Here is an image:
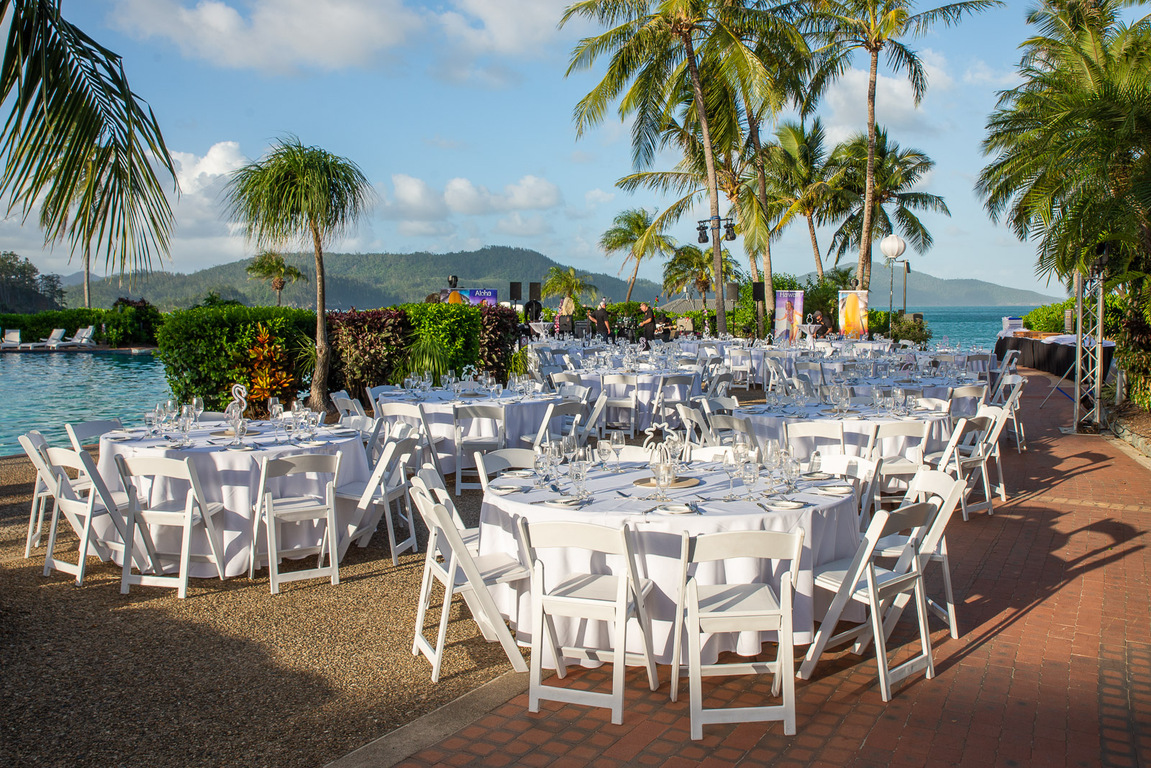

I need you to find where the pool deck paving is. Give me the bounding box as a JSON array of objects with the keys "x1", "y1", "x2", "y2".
[{"x1": 333, "y1": 368, "x2": 1151, "y2": 768}]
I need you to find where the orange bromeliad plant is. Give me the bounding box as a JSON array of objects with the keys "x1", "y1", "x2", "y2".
[{"x1": 244, "y1": 323, "x2": 296, "y2": 417}]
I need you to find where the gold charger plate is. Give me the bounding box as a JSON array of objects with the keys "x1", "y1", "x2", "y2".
[{"x1": 632, "y1": 476, "x2": 701, "y2": 489}]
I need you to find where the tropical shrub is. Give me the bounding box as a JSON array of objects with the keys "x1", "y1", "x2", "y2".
[
  {"x1": 241, "y1": 321, "x2": 298, "y2": 416},
  {"x1": 478, "y1": 304, "x2": 520, "y2": 383},
  {"x1": 103, "y1": 298, "x2": 164, "y2": 346},
  {"x1": 1115, "y1": 289, "x2": 1151, "y2": 411},
  {"x1": 156, "y1": 306, "x2": 313, "y2": 410},
  {"x1": 0, "y1": 307, "x2": 107, "y2": 343},
  {"x1": 328, "y1": 308, "x2": 411, "y2": 403},
  {"x1": 402, "y1": 303, "x2": 481, "y2": 376},
  {"x1": 1023, "y1": 295, "x2": 1124, "y2": 337}
]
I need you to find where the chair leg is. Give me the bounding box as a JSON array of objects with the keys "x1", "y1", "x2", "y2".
[
  {"x1": 383, "y1": 498, "x2": 401, "y2": 567},
  {"x1": 780, "y1": 603, "x2": 796, "y2": 736},
  {"x1": 412, "y1": 550, "x2": 437, "y2": 658},
  {"x1": 266, "y1": 515, "x2": 281, "y2": 595},
  {"x1": 914, "y1": 578, "x2": 936, "y2": 680},
  {"x1": 610, "y1": 599, "x2": 627, "y2": 725},
  {"x1": 938, "y1": 540, "x2": 960, "y2": 639},
  {"x1": 120, "y1": 509, "x2": 137, "y2": 595},
  {"x1": 177, "y1": 517, "x2": 194, "y2": 599},
  {"x1": 326, "y1": 507, "x2": 340, "y2": 586},
  {"x1": 869, "y1": 592, "x2": 893, "y2": 702},
  {"x1": 74, "y1": 512, "x2": 95, "y2": 587},
  {"x1": 429, "y1": 566, "x2": 455, "y2": 683},
  {"x1": 43, "y1": 503, "x2": 63, "y2": 578},
  {"x1": 24, "y1": 493, "x2": 47, "y2": 558},
  {"x1": 687, "y1": 599, "x2": 704, "y2": 740}
]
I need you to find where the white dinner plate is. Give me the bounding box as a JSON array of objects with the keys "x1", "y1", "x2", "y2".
[
  {"x1": 106, "y1": 434, "x2": 133, "y2": 442},
  {"x1": 227, "y1": 444, "x2": 256, "y2": 452},
  {"x1": 543, "y1": 497, "x2": 583, "y2": 508},
  {"x1": 765, "y1": 500, "x2": 804, "y2": 511},
  {"x1": 803, "y1": 472, "x2": 832, "y2": 481},
  {"x1": 489, "y1": 483, "x2": 524, "y2": 495},
  {"x1": 815, "y1": 484, "x2": 854, "y2": 495},
  {"x1": 654, "y1": 504, "x2": 693, "y2": 515},
  {"x1": 298, "y1": 440, "x2": 327, "y2": 447},
  {"x1": 500, "y1": 469, "x2": 533, "y2": 478}
]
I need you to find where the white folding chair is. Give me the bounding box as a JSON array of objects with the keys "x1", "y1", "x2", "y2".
[
  {"x1": 798, "y1": 500, "x2": 939, "y2": 701},
  {"x1": 579, "y1": 392, "x2": 608, "y2": 443},
  {"x1": 516, "y1": 519, "x2": 659, "y2": 725},
  {"x1": 706, "y1": 413, "x2": 761, "y2": 456},
  {"x1": 551, "y1": 371, "x2": 583, "y2": 391},
  {"x1": 19, "y1": 431, "x2": 58, "y2": 557},
  {"x1": 925, "y1": 410, "x2": 1006, "y2": 520},
  {"x1": 32, "y1": 443, "x2": 156, "y2": 585},
  {"x1": 654, "y1": 374, "x2": 696, "y2": 427},
  {"x1": 705, "y1": 371, "x2": 733, "y2": 399},
  {"x1": 676, "y1": 404, "x2": 717, "y2": 447},
  {"x1": 874, "y1": 470, "x2": 966, "y2": 640},
  {"x1": 332, "y1": 392, "x2": 366, "y2": 418},
  {"x1": 671, "y1": 529, "x2": 804, "y2": 739},
  {"x1": 335, "y1": 436, "x2": 420, "y2": 565},
  {"x1": 688, "y1": 444, "x2": 736, "y2": 462},
  {"x1": 408, "y1": 484, "x2": 528, "y2": 683},
  {"x1": 795, "y1": 361, "x2": 824, "y2": 387},
  {"x1": 818, "y1": 454, "x2": 882, "y2": 530},
  {"x1": 602, "y1": 374, "x2": 638, "y2": 438},
  {"x1": 521, "y1": 400, "x2": 584, "y2": 449},
  {"x1": 475, "y1": 448, "x2": 536, "y2": 493},
  {"x1": 947, "y1": 384, "x2": 987, "y2": 423},
  {"x1": 249, "y1": 453, "x2": 342, "y2": 594},
  {"x1": 65, "y1": 418, "x2": 123, "y2": 453},
  {"x1": 452, "y1": 403, "x2": 506, "y2": 495},
  {"x1": 374, "y1": 401, "x2": 447, "y2": 484},
  {"x1": 116, "y1": 454, "x2": 228, "y2": 598},
  {"x1": 866, "y1": 420, "x2": 932, "y2": 508},
  {"x1": 412, "y1": 467, "x2": 479, "y2": 555},
  {"x1": 996, "y1": 375, "x2": 1027, "y2": 452},
  {"x1": 728, "y1": 349, "x2": 754, "y2": 391},
  {"x1": 784, "y1": 421, "x2": 845, "y2": 463},
  {"x1": 699, "y1": 396, "x2": 739, "y2": 422}
]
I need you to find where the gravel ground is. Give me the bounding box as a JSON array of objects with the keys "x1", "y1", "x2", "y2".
[
  {"x1": 0, "y1": 453, "x2": 512, "y2": 768},
  {"x1": 0, "y1": 390, "x2": 765, "y2": 767}
]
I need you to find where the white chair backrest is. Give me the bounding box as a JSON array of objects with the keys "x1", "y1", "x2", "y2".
[
  {"x1": 475, "y1": 448, "x2": 536, "y2": 491},
  {"x1": 676, "y1": 404, "x2": 716, "y2": 446},
  {"x1": 115, "y1": 454, "x2": 212, "y2": 517},
  {"x1": 784, "y1": 421, "x2": 845, "y2": 455},
  {"x1": 65, "y1": 419, "x2": 123, "y2": 451}
]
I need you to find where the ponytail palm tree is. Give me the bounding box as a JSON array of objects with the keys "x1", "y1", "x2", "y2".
[
  {"x1": 803, "y1": 0, "x2": 1000, "y2": 289},
  {"x1": 823, "y1": 128, "x2": 949, "y2": 262},
  {"x1": 246, "y1": 250, "x2": 308, "y2": 306},
  {"x1": 2, "y1": 0, "x2": 178, "y2": 281},
  {"x1": 562, "y1": 0, "x2": 781, "y2": 334},
  {"x1": 599, "y1": 208, "x2": 676, "y2": 302},
  {"x1": 223, "y1": 137, "x2": 372, "y2": 410}
]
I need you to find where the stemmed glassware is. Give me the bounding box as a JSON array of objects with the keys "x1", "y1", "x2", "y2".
[
  {"x1": 269, "y1": 402, "x2": 285, "y2": 443},
  {"x1": 596, "y1": 438, "x2": 613, "y2": 471},
  {"x1": 649, "y1": 458, "x2": 674, "y2": 502},
  {"x1": 722, "y1": 454, "x2": 741, "y2": 501},
  {"x1": 783, "y1": 454, "x2": 801, "y2": 493},
  {"x1": 178, "y1": 405, "x2": 194, "y2": 447},
  {"x1": 610, "y1": 431, "x2": 625, "y2": 473},
  {"x1": 192, "y1": 396, "x2": 205, "y2": 426},
  {"x1": 740, "y1": 460, "x2": 761, "y2": 500}
]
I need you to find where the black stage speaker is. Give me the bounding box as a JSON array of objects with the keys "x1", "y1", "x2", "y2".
[
  {"x1": 726, "y1": 282, "x2": 739, "y2": 301},
  {"x1": 752, "y1": 281, "x2": 766, "y2": 302},
  {"x1": 529, "y1": 282, "x2": 542, "y2": 302},
  {"x1": 509, "y1": 282, "x2": 522, "y2": 300}
]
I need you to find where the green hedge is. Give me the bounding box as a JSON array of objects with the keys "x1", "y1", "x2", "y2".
[
  {"x1": 1023, "y1": 295, "x2": 1125, "y2": 337},
  {"x1": 156, "y1": 306, "x2": 314, "y2": 410},
  {"x1": 401, "y1": 303, "x2": 482, "y2": 376},
  {"x1": 0, "y1": 303, "x2": 161, "y2": 347}
]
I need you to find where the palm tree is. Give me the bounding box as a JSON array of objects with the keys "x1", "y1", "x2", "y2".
[
  {"x1": 978, "y1": 0, "x2": 1151, "y2": 281},
  {"x1": 663, "y1": 243, "x2": 741, "y2": 312},
  {"x1": 223, "y1": 137, "x2": 372, "y2": 411},
  {"x1": 823, "y1": 128, "x2": 950, "y2": 263},
  {"x1": 542, "y1": 266, "x2": 598, "y2": 304},
  {"x1": 599, "y1": 208, "x2": 677, "y2": 302},
  {"x1": 561, "y1": 0, "x2": 779, "y2": 334},
  {"x1": 803, "y1": 0, "x2": 1000, "y2": 289},
  {"x1": 763, "y1": 118, "x2": 844, "y2": 279},
  {"x1": 246, "y1": 251, "x2": 308, "y2": 306},
  {"x1": 2, "y1": 1, "x2": 178, "y2": 280}
]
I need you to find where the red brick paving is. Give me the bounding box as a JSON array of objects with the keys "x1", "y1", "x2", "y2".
[{"x1": 395, "y1": 370, "x2": 1151, "y2": 767}]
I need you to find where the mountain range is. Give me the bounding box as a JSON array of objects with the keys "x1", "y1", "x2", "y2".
[{"x1": 64, "y1": 246, "x2": 1059, "y2": 311}]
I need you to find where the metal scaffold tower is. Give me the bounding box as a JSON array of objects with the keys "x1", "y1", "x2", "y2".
[{"x1": 1073, "y1": 251, "x2": 1109, "y2": 431}]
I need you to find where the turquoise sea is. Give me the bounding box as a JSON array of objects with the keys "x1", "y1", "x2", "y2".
[{"x1": 0, "y1": 304, "x2": 1038, "y2": 456}]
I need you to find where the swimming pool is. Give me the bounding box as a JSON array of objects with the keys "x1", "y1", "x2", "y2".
[{"x1": 0, "y1": 352, "x2": 171, "y2": 456}]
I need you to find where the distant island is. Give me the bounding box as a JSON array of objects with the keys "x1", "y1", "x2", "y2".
[{"x1": 66, "y1": 245, "x2": 1060, "y2": 311}]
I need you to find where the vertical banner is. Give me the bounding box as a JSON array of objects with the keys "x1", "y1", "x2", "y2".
[
  {"x1": 440, "y1": 288, "x2": 498, "y2": 306},
  {"x1": 838, "y1": 290, "x2": 869, "y2": 337},
  {"x1": 773, "y1": 290, "x2": 804, "y2": 342}
]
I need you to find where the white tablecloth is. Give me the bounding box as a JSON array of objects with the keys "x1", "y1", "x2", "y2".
[
  {"x1": 736, "y1": 403, "x2": 953, "y2": 457},
  {"x1": 479, "y1": 461, "x2": 862, "y2": 661},
  {"x1": 96, "y1": 422, "x2": 371, "y2": 578},
  {"x1": 571, "y1": 370, "x2": 701, "y2": 430}
]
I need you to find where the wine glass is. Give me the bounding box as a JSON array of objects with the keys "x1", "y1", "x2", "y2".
[
  {"x1": 235, "y1": 418, "x2": 248, "y2": 447},
  {"x1": 143, "y1": 410, "x2": 156, "y2": 437},
  {"x1": 533, "y1": 447, "x2": 551, "y2": 487},
  {"x1": 610, "y1": 431, "x2": 625, "y2": 473},
  {"x1": 596, "y1": 439, "x2": 613, "y2": 471},
  {"x1": 192, "y1": 396, "x2": 205, "y2": 426},
  {"x1": 722, "y1": 454, "x2": 741, "y2": 501},
  {"x1": 783, "y1": 454, "x2": 801, "y2": 493},
  {"x1": 269, "y1": 402, "x2": 284, "y2": 443},
  {"x1": 649, "y1": 461, "x2": 672, "y2": 501},
  {"x1": 178, "y1": 409, "x2": 193, "y2": 447},
  {"x1": 740, "y1": 460, "x2": 760, "y2": 499}
]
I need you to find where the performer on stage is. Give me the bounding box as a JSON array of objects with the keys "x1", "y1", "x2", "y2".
[{"x1": 638, "y1": 301, "x2": 655, "y2": 344}]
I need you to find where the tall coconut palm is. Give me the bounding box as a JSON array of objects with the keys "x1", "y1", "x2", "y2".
[
  {"x1": 663, "y1": 243, "x2": 741, "y2": 312},
  {"x1": 599, "y1": 208, "x2": 677, "y2": 302},
  {"x1": 823, "y1": 128, "x2": 950, "y2": 262},
  {"x1": 542, "y1": 266, "x2": 598, "y2": 304},
  {"x1": 763, "y1": 118, "x2": 844, "y2": 278},
  {"x1": 978, "y1": 0, "x2": 1151, "y2": 281},
  {"x1": 246, "y1": 251, "x2": 308, "y2": 307},
  {"x1": 223, "y1": 137, "x2": 372, "y2": 411},
  {"x1": 562, "y1": 0, "x2": 780, "y2": 334},
  {"x1": 803, "y1": 0, "x2": 1000, "y2": 289},
  {"x1": 2, "y1": 1, "x2": 178, "y2": 280}
]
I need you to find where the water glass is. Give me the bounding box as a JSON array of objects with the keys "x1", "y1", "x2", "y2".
[
  {"x1": 783, "y1": 455, "x2": 801, "y2": 493},
  {"x1": 610, "y1": 431, "x2": 625, "y2": 473},
  {"x1": 652, "y1": 462, "x2": 674, "y2": 501},
  {"x1": 144, "y1": 411, "x2": 156, "y2": 437},
  {"x1": 569, "y1": 458, "x2": 588, "y2": 499},
  {"x1": 740, "y1": 460, "x2": 760, "y2": 499},
  {"x1": 192, "y1": 396, "x2": 205, "y2": 425}
]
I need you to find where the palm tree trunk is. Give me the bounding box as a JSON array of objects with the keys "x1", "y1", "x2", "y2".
[
  {"x1": 858, "y1": 48, "x2": 880, "y2": 292},
  {"x1": 747, "y1": 110, "x2": 770, "y2": 339},
  {"x1": 807, "y1": 214, "x2": 824, "y2": 279},
  {"x1": 83, "y1": 245, "x2": 91, "y2": 308},
  {"x1": 626, "y1": 259, "x2": 639, "y2": 303},
  {"x1": 275, "y1": 288, "x2": 282, "y2": 307},
  {"x1": 683, "y1": 34, "x2": 726, "y2": 335},
  {"x1": 310, "y1": 222, "x2": 330, "y2": 413}
]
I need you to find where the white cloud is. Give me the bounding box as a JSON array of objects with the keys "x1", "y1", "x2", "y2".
[
  {"x1": 398, "y1": 221, "x2": 456, "y2": 238},
  {"x1": 821, "y1": 68, "x2": 941, "y2": 144},
  {"x1": 443, "y1": 175, "x2": 562, "y2": 215},
  {"x1": 109, "y1": 0, "x2": 422, "y2": 74},
  {"x1": 584, "y1": 188, "x2": 614, "y2": 206},
  {"x1": 436, "y1": 0, "x2": 565, "y2": 57},
  {"x1": 919, "y1": 49, "x2": 954, "y2": 92},
  {"x1": 385, "y1": 174, "x2": 449, "y2": 220},
  {"x1": 963, "y1": 60, "x2": 1019, "y2": 88},
  {"x1": 495, "y1": 212, "x2": 552, "y2": 237},
  {"x1": 170, "y1": 140, "x2": 246, "y2": 194}
]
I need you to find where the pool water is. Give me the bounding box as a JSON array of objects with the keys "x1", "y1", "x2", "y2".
[
  {"x1": 0, "y1": 352, "x2": 170, "y2": 456},
  {"x1": 905, "y1": 305, "x2": 1042, "y2": 349}
]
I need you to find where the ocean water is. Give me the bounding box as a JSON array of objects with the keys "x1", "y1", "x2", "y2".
[
  {"x1": 0, "y1": 352, "x2": 170, "y2": 456},
  {"x1": 903, "y1": 305, "x2": 1042, "y2": 350}
]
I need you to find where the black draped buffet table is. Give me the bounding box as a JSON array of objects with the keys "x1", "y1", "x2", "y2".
[{"x1": 995, "y1": 335, "x2": 1114, "y2": 377}]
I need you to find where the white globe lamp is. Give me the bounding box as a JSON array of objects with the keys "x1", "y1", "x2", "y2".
[{"x1": 879, "y1": 234, "x2": 907, "y2": 331}]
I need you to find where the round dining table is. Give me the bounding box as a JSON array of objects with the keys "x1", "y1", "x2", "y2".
[
  {"x1": 736, "y1": 401, "x2": 954, "y2": 457},
  {"x1": 95, "y1": 421, "x2": 371, "y2": 578},
  {"x1": 478, "y1": 459, "x2": 863, "y2": 664}
]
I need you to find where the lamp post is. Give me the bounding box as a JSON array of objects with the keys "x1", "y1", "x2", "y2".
[
  {"x1": 696, "y1": 216, "x2": 737, "y2": 335},
  {"x1": 879, "y1": 234, "x2": 907, "y2": 333}
]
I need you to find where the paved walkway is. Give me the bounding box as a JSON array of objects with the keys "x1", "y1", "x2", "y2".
[{"x1": 358, "y1": 370, "x2": 1151, "y2": 768}]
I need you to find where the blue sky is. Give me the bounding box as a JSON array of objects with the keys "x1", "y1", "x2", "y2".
[{"x1": 5, "y1": 1, "x2": 1072, "y2": 298}]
